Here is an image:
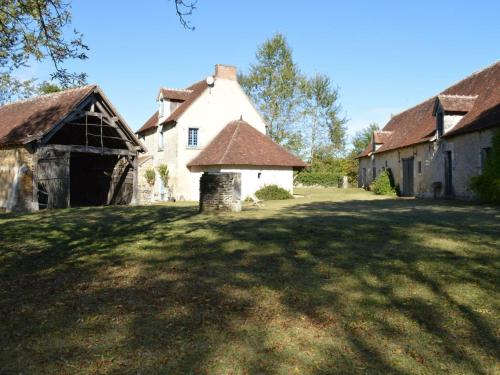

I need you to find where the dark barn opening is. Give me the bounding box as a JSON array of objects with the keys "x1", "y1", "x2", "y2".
[{"x1": 70, "y1": 153, "x2": 117, "y2": 206}]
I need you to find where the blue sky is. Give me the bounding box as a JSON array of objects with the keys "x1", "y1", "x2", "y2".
[{"x1": 25, "y1": 0, "x2": 500, "y2": 140}]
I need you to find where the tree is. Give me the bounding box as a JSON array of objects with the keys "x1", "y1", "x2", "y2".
[
  {"x1": 0, "y1": 75, "x2": 37, "y2": 104},
  {"x1": 301, "y1": 74, "x2": 346, "y2": 161},
  {"x1": 37, "y1": 81, "x2": 62, "y2": 94},
  {"x1": 0, "y1": 0, "x2": 89, "y2": 88},
  {"x1": 173, "y1": 0, "x2": 198, "y2": 30},
  {"x1": 351, "y1": 122, "x2": 380, "y2": 155},
  {"x1": 239, "y1": 33, "x2": 303, "y2": 150}
]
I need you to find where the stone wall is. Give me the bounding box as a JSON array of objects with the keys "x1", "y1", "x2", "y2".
[
  {"x1": 199, "y1": 172, "x2": 241, "y2": 212},
  {"x1": 358, "y1": 127, "x2": 497, "y2": 200},
  {"x1": 0, "y1": 146, "x2": 35, "y2": 211}
]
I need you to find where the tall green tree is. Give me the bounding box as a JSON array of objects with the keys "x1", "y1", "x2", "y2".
[
  {"x1": 301, "y1": 74, "x2": 346, "y2": 161},
  {"x1": 351, "y1": 122, "x2": 380, "y2": 155},
  {"x1": 239, "y1": 33, "x2": 303, "y2": 151}
]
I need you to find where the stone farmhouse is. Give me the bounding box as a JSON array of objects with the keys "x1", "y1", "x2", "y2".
[
  {"x1": 0, "y1": 85, "x2": 144, "y2": 212},
  {"x1": 136, "y1": 64, "x2": 307, "y2": 201},
  {"x1": 358, "y1": 61, "x2": 499, "y2": 199}
]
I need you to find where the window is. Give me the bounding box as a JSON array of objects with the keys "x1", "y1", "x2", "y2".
[
  {"x1": 258, "y1": 172, "x2": 262, "y2": 179},
  {"x1": 385, "y1": 160, "x2": 388, "y2": 168},
  {"x1": 158, "y1": 130, "x2": 164, "y2": 151},
  {"x1": 481, "y1": 147, "x2": 492, "y2": 170},
  {"x1": 188, "y1": 128, "x2": 199, "y2": 147},
  {"x1": 437, "y1": 111, "x2": 444, "y2": 137},
  {"x1": 372, "y1": 167, "x2": 376, "y2": 180},
  {"x1": 159, "y1": 99, "x2": 164, "y2": 116},
  {"x1": 418, "y1": 161, "x2": 422, "y2": 174}
]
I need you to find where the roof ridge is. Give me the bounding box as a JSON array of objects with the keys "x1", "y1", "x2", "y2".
[
  {"x1": 439, "y1": 94, "x2": 478, "y2": 99},
  {"x1": 0, "y1": 84, "x2": 96, "y2": 108},
  {"x1": 220, "y1": 121, "x2": 241, "y2": 163},
  {"x1": 161, "y1": 87, "x2": 193, "y2": 93},
  {"x1": 440, "y1": 60, "x2": 500, "y2": 94}
]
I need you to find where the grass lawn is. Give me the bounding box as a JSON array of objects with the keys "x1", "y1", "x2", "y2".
[{"x1": 0, "y1": 188, "x2": 499, "y2": 374}]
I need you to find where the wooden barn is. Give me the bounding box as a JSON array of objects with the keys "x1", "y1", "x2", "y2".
[{"x1": 0, "y1": 85, "x2": 145, "y2": 212}]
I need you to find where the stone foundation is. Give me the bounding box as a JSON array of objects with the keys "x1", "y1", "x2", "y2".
[{"x1": 199, "y1": 172, "x2": 241, "y2": 212}]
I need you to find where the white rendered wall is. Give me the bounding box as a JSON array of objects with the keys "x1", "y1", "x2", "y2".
[{"x1": 189, "y1": 166, "x2": 294, "y2": 201}]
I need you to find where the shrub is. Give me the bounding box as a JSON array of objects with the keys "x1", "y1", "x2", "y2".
[
  {"x1": 144, "y1": 168, "x2": 156, "y2": 187},
  {"x1": 157, "y1": 164, "x2": 169, "y2": 186},
  {"x1": 255, "y1": 185, "x2": 293, "y2": 200},
  {"x1": 371, "y1": 170, "x2": 397, "y2": 196},
  {"x1": 470, "y1": 130, "x2": 500, "y2": 203},
  {"x1": 295, "y1": 172, "x2": 342, "y2": 187}
]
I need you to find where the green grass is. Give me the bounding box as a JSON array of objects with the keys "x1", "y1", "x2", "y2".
[{"x1": 0, "y1": 188, "x2": 499, "y2": 374}]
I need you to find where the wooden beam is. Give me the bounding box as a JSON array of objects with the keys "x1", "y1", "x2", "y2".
[
  {"x1": 38, "y1": 144, "x2": 135, "y2": 156},
  {"x1": 94, "y1": 101, "x2": 135, "y2": 152},
  {"x1": 131, "y1": 155, "x2": 139, "y2": 205}
]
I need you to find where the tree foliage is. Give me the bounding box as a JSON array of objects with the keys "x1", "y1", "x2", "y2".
[
  {"x1": 470, "y1": 130, "x2": 500, "y2": 203},
  {"x1": 352, "y1": 122, "x2": 380, "y2": 155},
  {"x1": 371, "y1": 169, "x2": 397, "y2": 196},
  {"x1": 239, "y1": 33, "x2": 303, "y2": 151},
  {"x1": 302, "y1": 74, "x2": 346, "y2": 161},
  {"x1": 0, "y1": 0, "x2": 89, "y2": 87},
  {"x1": 240, "y1": 33, "x2": 347, "y2": 162}
]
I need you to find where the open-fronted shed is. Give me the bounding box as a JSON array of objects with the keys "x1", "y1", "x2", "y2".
[{"x1": 0, "y1": 85, "x2": 145, "y2": 211}]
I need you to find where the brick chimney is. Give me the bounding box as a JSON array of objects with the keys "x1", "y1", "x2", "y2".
[{"x1": 215, "y1": 64, "x2": 237, "y2": 81}]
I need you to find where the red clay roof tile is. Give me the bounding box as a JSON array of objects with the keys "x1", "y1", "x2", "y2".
[{"x1": 187, "y1": 119, "x2": 308, "y2": 168}]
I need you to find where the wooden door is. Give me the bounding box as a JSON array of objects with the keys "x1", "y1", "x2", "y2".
[
  {"x1": 402, "y1": 157, "x2": 414, "y2": 196},
  {"x1": 35, "y1": 149, "x2": 70, "y2": 209}
]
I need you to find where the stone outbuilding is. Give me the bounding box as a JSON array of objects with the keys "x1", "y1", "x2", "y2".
[
  {"x1": 358, "y1": 61, "x2": 500, "y2": 199},
  {"x1": 0, "y1": 85, "x2": 145, "y2": 211}
]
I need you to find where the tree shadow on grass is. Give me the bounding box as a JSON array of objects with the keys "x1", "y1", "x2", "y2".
[{"x1": 0, "y1": 198, "x2": 499, "y2": 374}]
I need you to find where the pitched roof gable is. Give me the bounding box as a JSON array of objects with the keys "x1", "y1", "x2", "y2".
[
  {"x1": 358, "y1": 61, "x2": 500, "y2": 157},
  {"x1": 0, "y1": 85, "x2": 96, "y2": 146},
  {"x1": 187, "y1": 119, "x2": 308, "y2": 168},
  {"x1": 137, "y1": 80, "x2": 208, "y2": 134}
]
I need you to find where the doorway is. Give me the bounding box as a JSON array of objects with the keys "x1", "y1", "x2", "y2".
[
  {"x1": 444, "y1": 151, "x2": 453, "y2": 197},
  {"x1": 401, "y1": 157, "x2": 414, "y2": 196}
]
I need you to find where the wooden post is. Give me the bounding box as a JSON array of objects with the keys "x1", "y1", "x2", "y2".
[{"x1": 131, "y1": 155, "x2": 139, "y2": 205}]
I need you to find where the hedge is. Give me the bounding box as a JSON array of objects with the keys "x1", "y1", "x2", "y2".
[{"x1": 295, "y1": 172, "x2": 342, "y2": 187}]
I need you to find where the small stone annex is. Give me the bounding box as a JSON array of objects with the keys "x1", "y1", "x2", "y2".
[
  {"x1": 0, "y1": 85, "x2": 145, "y2": 212},
  {"x1": 358, "y1": 61, "x2": 500, "y2": 199}
]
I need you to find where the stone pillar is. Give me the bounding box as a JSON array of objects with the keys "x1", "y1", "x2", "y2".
[{"x1": 199, "y1": 172, "x2": 241, "y2": 213}]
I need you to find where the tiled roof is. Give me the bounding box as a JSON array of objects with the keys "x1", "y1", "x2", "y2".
[
  {"x1": 137, "y1": 80, "x2": 208, "y2": 134},
  {"x1": 359, "y1": 61, "x2": 500, "y2": 157},
  {"x1": 136, "y1": 110, "x2": 159, "y2": 134},
  {"x1": 437, "y1": 94, "x2": 477, "y2": 113},
  {"x1": 0, "y1": 85, "x2": 96, "y2": 146},
  {"x1": 373, "y1": 131, "x2": 393, "y2": 144},
  {"x1": 159, "y1": 88, "x2": 192, "y2": 101},
  {"x1": 187, "y1": 119, "x2": 308, "y2": 168}
]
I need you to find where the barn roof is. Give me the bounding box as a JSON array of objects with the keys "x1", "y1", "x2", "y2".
[
  {"x1": 187, "y1": 119, "x2": 308, "y2": 168},
  {"x1": 358, "y1": 61, "x2": 500, "y2": 157},
  {"x1": 0, "y1": 85, "x2": 95, "y2": 146},
  {"x1": 0, "y1": 85, "x2": 143, "y2": 150}
]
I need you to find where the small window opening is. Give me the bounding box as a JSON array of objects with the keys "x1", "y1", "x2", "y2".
[{"x1": 188, "y1": 128, "x2": 199, "y2": 147}]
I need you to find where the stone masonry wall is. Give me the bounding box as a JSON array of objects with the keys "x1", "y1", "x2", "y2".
[
  {"x1": 0, "y1": 147, "x2": 35, "y2": 211},
  {"x1": 199, "y1": 172, "x2": 241, "y2": 212}
]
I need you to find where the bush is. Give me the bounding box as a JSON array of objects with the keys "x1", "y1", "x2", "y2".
[
  {"x1": 295, "y1": 172, "x2": 342, "y2": 187},
  {"x1": 255, "y1": 185, "x2": 293, "y2": 200},
  {"x1": 157, "y1": 164, "x2": 169, "y2": 186},
  {"x1": 371, "y1": 170, "x2": 397, "y2": 196},
  {"x1": 144, "y1": 168, "x2": 156, "y2": 187},
  {"x1": 470, "y1": 130, "x2": 500, "y2": 203}
]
